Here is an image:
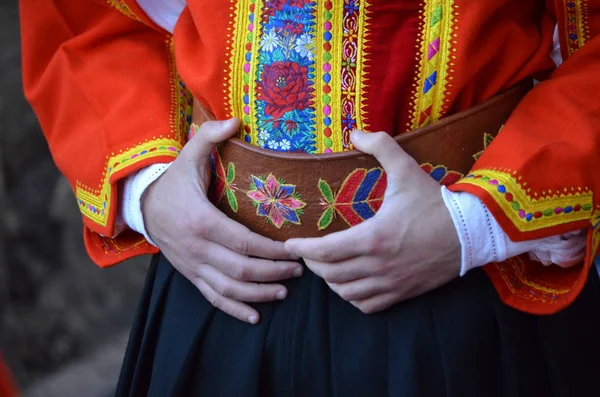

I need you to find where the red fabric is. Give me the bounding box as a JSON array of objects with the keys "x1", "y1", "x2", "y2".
[
  {"x1": 0, "y1": 356, "x2": 18, "y2": 397},
  {"x1": 20, "y1": 0, "x2": 600, "y2": 313}
]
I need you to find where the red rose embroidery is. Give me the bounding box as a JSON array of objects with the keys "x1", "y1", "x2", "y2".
[
  {"x1": 289, "y1": 0, "x2": 311, "y2": 7},
  {"x1": 258, "y1": 61, "x2": 313, "y2": 118},
  {"x1": 264, "y1": 0, "x2": 285, "y2": 15}
]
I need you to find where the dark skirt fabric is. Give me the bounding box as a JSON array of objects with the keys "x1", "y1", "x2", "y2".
[{"x1": 116, "y1": 254, "x2": 600, "y2": 397}]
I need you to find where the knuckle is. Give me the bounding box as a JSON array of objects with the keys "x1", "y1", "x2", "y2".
[
  {"x1": 235, "y1": 239, "x2": 250, "y2": 256},
  {"x1": 208, "y1": 293, "x2": 221, "y2": 308},
  {"x1": 231, "y1": 265, "x2": 248, "y2": 281},
  {"x1": 339, "y1": 291, "x2": 352, "y2": 302},
  {"x1": 316, "y1": 247, "x2": 334, "y2": 262},
  {"x1": 365, "y1": 234, "x2": 384, "y2": 256},
  {"x1": 213, "y1": 280, "x2": 231, "y2": 297},
  {"x1": 182, "y1": 240, "x2": 206, "y2": 258}
]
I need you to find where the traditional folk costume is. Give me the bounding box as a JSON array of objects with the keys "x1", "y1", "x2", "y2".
[{"x1": 20, "y1": 0, "x2": 600, "y2": 395}]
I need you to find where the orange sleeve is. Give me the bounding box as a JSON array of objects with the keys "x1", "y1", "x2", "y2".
[
  {"x1": 449, "y1": 0, "x2": 600, "y2": 314},
  {"x1": 19, "y1": 0, "x2": 193, "y2": 267}
]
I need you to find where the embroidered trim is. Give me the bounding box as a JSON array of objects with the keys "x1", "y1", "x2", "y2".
[
  {"x1": 318, "y1": 167, "x2": 386, "y2": 230},
  {"x1": 317, "y1": 162, "x2": 460, "y2": 230},
  {"x1": 227, "y1": 0, "x2": 371, "y2": 154},
  {"x1": 76, "y1": 38, "x2": 192, "y2": 228},
  {"x1": 408, "y1": 0, "x2": 457, "y2": 130},
  {"x1": 564, "y1": 0, "x2": 591, "y2": 56},
  {"x1": 340, "y1": 0, "x2": 371, "y2": 149},
  {"x1": 419, "y1": 163, "x2": 462, "y2": 186},
  {"x1": 105, "y1": 0, "x2": 142, "y2": 22},
  {"x1": 316, "y1": 0, "x2": 342, "y2": 153},
  {"x1": 456, "y1": 169, "x2": 593, "y2": 232},
  {"x1": 472, "y1": 132, "x2": 495, "y2": 161},
  {"x1": 495, "y1": 255, "x2": 574, "y2": 304},
  {"x1": 591, "y1": 211, "x2": 600, "y2": 259},
  {"x1": 246, "y1": 174, "x2": 307, "y2": 228},
  {"x1": 208, "y1": 146, "x2": 239, "y2": 213},
  {"x1": 99, "y1": 234, "x2": 148, "y2": 255}
]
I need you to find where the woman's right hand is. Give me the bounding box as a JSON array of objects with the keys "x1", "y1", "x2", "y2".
[{"x1": 141, "y1": 118, "x2": 303, "y2": 324}]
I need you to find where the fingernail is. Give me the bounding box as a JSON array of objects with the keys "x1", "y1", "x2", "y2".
[
  {"x1": 292, "y1": 267, "x2": 303, "y2": 277},
  {"x1": 221, "y1": 118, "x2": 236, "y2": 130},
  {"x1": 247, "y1": 315, "x2": 258, "y2": 324},
  {"x1": 276, "y1": 289, "x2": 287, "y2": 300},
  {"x1": 350, "y1": 129, "x2": 363, "y2": 140}
]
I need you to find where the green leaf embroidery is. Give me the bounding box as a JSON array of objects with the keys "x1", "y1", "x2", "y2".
[
  {"x1": 227, "y1": 163, "x2": 236, "y2": 184},
  {"x1": 226, "y1": 188, "x2": 238, "y2": 213},
  {"x1": 317, "y1": 207, "x2": 334, "y2": 231},
  {"x1": 318, "y1": 179, "x2": 334, "y2": 204}
]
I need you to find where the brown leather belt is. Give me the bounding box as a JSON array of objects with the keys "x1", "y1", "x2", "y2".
[{"x1": 196, "y1": 82, "x2": 531, "y2": 241}]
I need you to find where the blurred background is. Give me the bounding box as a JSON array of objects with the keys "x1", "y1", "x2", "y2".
[{"x1": 0, "y1": 2, "x2": 150, "y2": 396}]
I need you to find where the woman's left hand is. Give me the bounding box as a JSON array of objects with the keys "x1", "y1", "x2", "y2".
[{"x1": 285, "y1": 130, "x2": 462, "y2": 314}]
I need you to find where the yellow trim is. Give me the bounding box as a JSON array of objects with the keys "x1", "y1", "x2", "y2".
[
  {"x1": 76, "y1": 38, "x2": 191, "y2": 228},
  {"x1": 499, "y1": 257, "x2": 572, "y2": 298},
  {"x1": 249, "y1": 0, "x2": 265, "y2": 146},
  {"x1": 228, "y1": 0, "x2": 248, "y2": 137},
  {"x1": 574, "y1": 0, "x2": 590, "y2": 54},
  {"x1": 105, "y1": 0, "x2": 142, "y2": 22},
  {"x1": 355, "y1": 1, "x2": 372, "y2": 133},
  {"x1": 409, "y1": 0, "x2": 456, "y2": 130},
  {"x1": 591, "y1": 211, "x2": 600, "y2": 259},
  {"x1": 330, "y1": 1, "x2": 345, "y2": 152},
  {"x1": 456, "y1": 169, "x2": 593, "y2": 232}
]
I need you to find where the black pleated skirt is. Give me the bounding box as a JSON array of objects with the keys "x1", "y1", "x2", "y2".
[{"x1": 116, "y1": 254, "x2": 600, "y2": 397}]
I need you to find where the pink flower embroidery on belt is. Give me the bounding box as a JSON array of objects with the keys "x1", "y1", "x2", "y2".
[{"x1": 246, "y1": 174, "x2": 306, "y2": 228}]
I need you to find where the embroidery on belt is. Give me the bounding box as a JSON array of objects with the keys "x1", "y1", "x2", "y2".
[
  {"x1": 246, "y1": 174, "x2": 307, "y2": 228},
  {"x1": 317, "y1": 164, "x2": 463, "y2": 230},
  {"x1": 209, "y1": 150, "x2": 239, "y2": 213}
]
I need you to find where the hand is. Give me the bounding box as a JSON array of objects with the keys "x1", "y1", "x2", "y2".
[
  {"x1": 143, "y1": 118, "x2": 303, "y2": 324},
  {"x1": 285, "y1": 130, "x2": 461, "y2": 314}
]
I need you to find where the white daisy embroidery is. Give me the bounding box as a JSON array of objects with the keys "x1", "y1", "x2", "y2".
[
  {"x1": 258, "y1": 129, "x2": 270, "y2": 141},
  {"x1": 260, "y1": 29, "x2": 280, "y2": 53},
  {"x1": 294, "y1": 34, "x2": 315, "y2": 60},
  {"x1": 280, "y1": 139, "x2": 291, "y2": 151},
  {"x1": 268, "y1": 140, "x2": 280, "y2": 149}
]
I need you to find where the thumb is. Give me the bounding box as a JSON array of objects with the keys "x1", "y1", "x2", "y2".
[
  {"x1": 350, "y1": 130, "x2": 411, "y2": 175},
  {"x1": 186, "y1": 118, "x2": 241, "y2": 160}
]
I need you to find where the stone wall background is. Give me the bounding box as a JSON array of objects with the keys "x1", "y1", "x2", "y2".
[{"x1": 0, "y1": 2, "x2": 149, "y2": 393}]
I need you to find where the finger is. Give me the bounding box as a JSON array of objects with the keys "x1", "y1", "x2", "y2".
[
  {"x1": 186, "y1": 118, "x2": 241, "y2": 160},
  {"x1": 285, "y1": 221, "x2": 373, "y2": 262},
  {"x1": 207, "y1": 209, "x2": 299, "y2": 260},
  {"x1": 304, "y1": 257, "x2": 373, "y2": 284},
  {"x1": 197, "y1": 264, "x2": 288, "y2": 303},
  {"x1": 350, "y1": 292, "x2": 399, "y2": 314},
  {"x1": 203, "y1": 241, "x2": 303, "y2": 282},
  {"x1": 350, "y1": 130, "x2": 413, "y2": 181},
  {"x1": 328, "y1": 277, "x2": 389, "y2": 302},
  {"x1": 193, "y1": 276, "x2": 260, "y2": 324}
]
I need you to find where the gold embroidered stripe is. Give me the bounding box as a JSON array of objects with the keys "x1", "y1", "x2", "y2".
[
  {"x1": 456, "y1": 169, "x2": 593, "y2": 232},
  {"x1": 409, "y1": 0, "x2": 456, "y2": 130}
]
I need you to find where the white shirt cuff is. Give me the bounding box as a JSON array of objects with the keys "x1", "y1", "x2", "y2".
[
  {"x1": 441, "y1": 186, "x2": 586, "y2": 276},
  {"x1": 118, "y1": 163, "x2": 171, "y2": 246}
]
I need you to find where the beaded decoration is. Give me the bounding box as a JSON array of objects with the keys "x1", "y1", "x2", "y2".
[{"x1": 456, "y1": 169, "x2": 593, "y2": 231}]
